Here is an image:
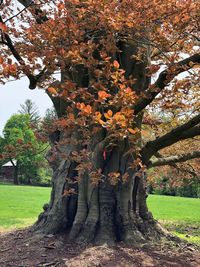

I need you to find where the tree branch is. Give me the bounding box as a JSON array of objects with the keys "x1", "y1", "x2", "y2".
[
  {"x1": 0, "y1": 1, "x2": 50, "y2": 89},
  {"x1": 148, "y1": 151, "x2": 200, "y2": 168},
  {"x1": 134, "y1": 53, "x2": 200, "y2": 114},
  {"x1": 1, "y1": 32, "x2": 52, "y2": 88},
  {"x1": 4, "y1": 1, "x2": 34, "y2": 23},
  {"x1": 0, "y1": 14, "x2": 39, "y2": 88},
  {"x1": 17, "y1": 0, "x2": 48, "y2": 24},
  {"x1": 141, "y1": 113, "x2": 200, "y2": 163}
]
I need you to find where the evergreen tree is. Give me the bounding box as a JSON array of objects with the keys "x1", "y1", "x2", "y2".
[{"x1": 19, "y1": 99, "x2": 40, "y2": 124}]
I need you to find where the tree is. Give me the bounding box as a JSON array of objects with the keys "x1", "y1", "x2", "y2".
[
  {"x1": 18, "y1": 99, "x2": 41, "y2": 124},
  {"x1": 0, "y1": 136, "x2": 5, "y2": 168},
  {"x1": 2, "y1": 114, "x2": 47, "y2": 185},
  {"x1": 147, "y1": 138, "x2": 200, "y2": 197},
  {"x1": 0, "y1": 0, "x2": 200, "y2": 245},
  {"x1": 43, "y1": 107, "x2": 57, "y2": 125}
]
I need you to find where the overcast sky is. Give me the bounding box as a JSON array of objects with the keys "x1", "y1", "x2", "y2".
[{"x1": 0, "y1": 78, "x2": 53, "y2": 136}]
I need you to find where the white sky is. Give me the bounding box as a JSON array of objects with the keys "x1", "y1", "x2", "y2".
[{"x1": 0, "y1": 78, "x2": 53, "y2": 136}]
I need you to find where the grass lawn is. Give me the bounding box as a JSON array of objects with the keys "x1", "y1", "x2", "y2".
[
  {"x1": 0, "y1": 184, "x2": 199, "y2": 245},
  {"x1": 147, "y1": 195, "x2": 200, "y2": 246},
  {"x1": 0, "y1": 184, "x2": 51, "y2": 231}
]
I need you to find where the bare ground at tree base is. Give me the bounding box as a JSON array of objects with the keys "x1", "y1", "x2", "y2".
[{"x1": 0, "y1": 229, "x2": 199, "y2": 267}]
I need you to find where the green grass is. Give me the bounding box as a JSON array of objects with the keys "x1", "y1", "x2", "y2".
[
  {"x1": 0, "y1": 185, "x2": 199, "y2": 245},
  {"x1": 0, "y1": 184, "x2": 51, "y2": 231},
  {"x1": 147, "y1": 195, "x2": 200, "y2": 246}
]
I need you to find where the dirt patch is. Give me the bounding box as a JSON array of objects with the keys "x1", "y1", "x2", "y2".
[{"x1": 0, "y1": 229, "x2": 199, "y2": 267}]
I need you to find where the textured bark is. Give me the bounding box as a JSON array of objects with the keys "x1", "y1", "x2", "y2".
[
  {"x1": 32, "y1": 133, "x2": 169, "y2": 245},
  {"x1": 31, "y1": 41, "x2": 171, "y2": 245}
]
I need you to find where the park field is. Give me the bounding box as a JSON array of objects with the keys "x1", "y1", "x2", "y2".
[{"x1": 0, "y1": 184, "x2": 200, "y2": 245}]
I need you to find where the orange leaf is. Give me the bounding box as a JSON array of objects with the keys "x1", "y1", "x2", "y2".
[
  {"x1": 128, "y1": 128, "x2": 137, "y2": 135},
  {"x1": 57, "y1": 118, "x2": 67, "y2": 128},
  {"x1": 0, "y1": 22, "x2": 8, "y2": 32},
  {"x1": 95, "y1": 112, "x2": 102, "y2": 120},
  {"x1": 113, "y1": 60, "x2": 120, "y2": 69},
  {"x1": 48, "y1": 87, "x2": 58, "y2": 95},
  {"x1": 104, "y1": 110, "x2": 113, "y2": 119},
  {"x1": 76, "y1": 102, "x2": 85, "y2": 109},
  {"x1": 9, "y1": 64, "x2": 17, "y2": 74},
  {"x1": 77, "y1": 103, "x2": 92, "y2": 114},
  {"x1": 99, "y1": 119, "x2": 105, "y2": 125},
  {"x1": 58, "y1": 2, "x2": 65, "y2": 10},
  {"x1": 83, "y1": 105, "x2": 92, "y2": 114},
  {"x1": 98, "y1": 90, "x2": 111, "y2": 100},
  {"x1": 0, "y1": 56, "x2": 3, "y2": 64}
]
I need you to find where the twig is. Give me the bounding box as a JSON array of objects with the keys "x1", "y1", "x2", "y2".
[
  {"x1": 4, "y1": 1, "x2": 34, "y2": 23},
  {"x1": 38, "y1": 261, "x2": 60, "y2": 267},
  {"x1": 0, "y1": 247, "x2": 11, "y2": 252}
]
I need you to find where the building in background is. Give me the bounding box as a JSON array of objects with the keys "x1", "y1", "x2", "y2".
[{"x1": 0, "y1": 160, "x2": 16, "y2": 183}]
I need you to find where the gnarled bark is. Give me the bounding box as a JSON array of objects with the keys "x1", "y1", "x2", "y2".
[
  {"x1": 31, "y1": 40, "x2": 170, "y2": 245},
  {"x1": 32, "y1": 132, "x2": 169, "y2": 245}
]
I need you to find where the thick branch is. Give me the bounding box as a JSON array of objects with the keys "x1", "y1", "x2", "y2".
[
  {"x1": 134, "y1": 53, "x2": 200, "y2": 114},
  {"x1": 0, "y1": 14, "x2": 38, "y2": 88},
  {"x1": 148, "y1": 151, "x2": 200, "y2": 168},
  {"x1": 3, "y1": 33, "x2": 38, "y2": 89},
  {"x1": 178, "y1": 126, "x2": 200, "y2": 140},
  {"x1": 141, "y1": 113, "x2": 200, "y2": 163},
  {"x1": 0, "y1": 1, "x2": 49, "y2": 88}
]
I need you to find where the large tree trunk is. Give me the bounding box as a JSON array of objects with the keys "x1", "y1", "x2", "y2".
[
  {"x1": 32, "y1": 131, "x2": 167, "y2": 245},
  {"x1": 32, "y1": 41, "x2": 169, "y2": 245}
]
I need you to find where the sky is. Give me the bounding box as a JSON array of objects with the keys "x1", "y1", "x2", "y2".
[{"x1": 0, "y1": 78, "x2": 53, "y2": 136}]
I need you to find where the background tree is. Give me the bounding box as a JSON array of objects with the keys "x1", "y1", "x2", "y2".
[
  {"x1": 18, "y1": 99, "x2": 41, "y2": 124},
  {"x1": 0, "y1": 136, "x2": 5, "y2": 169},
  {"x1": 43, "y1": 107, "x2": 57, "y2": 124},
  {"x1": 0, "y1": 0, "x2": 200, "y2": 245},
  {"x1": 2, "y1": 114, "x2": 48, "y2": 185},
  {"x1": 147, "y1": 137, "x2": 200, "y2": 197}
]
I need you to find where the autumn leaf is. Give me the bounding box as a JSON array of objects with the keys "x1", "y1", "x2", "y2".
[
  {"x1": 83, "y1": 105, "x2": 92, "y2": 114},
  {"x1": 95, "y1": 111, "x2": 102, "y2": 121},
  {"x1": 98, "y1": 90, "x2": 111, "y2": 100},
  {"x1": 48, "y1": 87, "x2": 58, "y2": 95},
  {"x1": 113, "y1": 60, "x2": 120, "y2": 69},
  {"x1": 104, "y1": 110, "x2": 113, "y2": 119},
  {"x1": 62, "y1": 188, "x2": 76, "y2": 197},
  {"x1": 128, "y1": 128, "x2": 137, "y2": 135},
  {"x1": 58, "y1": 2, "x2": 65, "y2": 10},
  {"x1": 108, "y1": 172, "x2": 121, "y2": 186},
  {"x1": 148, "y1": 65, "x2": 160, "y2": 74},
  {"x1": 76, "y1": 102, "x2": 85, "y2": 110},
  {"x1": 113, "y1": 112, "x2": 125, "y2": 122},
  {"x1": 57, "y1": 118, "x2": 68, "y2": 128},
  {"x1": 76, "y1": 103, "x2": 92, "y2": 114},
  {"x1": 9, "y1": 64, "x2": 17, "y2": 74},
  {"x1": 59, "y1": 48, "x2": 65, "y2": 56},
  {"x1": 0, "y1": 22, "x2": 8, "y2": 32}
]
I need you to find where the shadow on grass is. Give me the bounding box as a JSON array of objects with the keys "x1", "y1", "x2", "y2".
[
  {"x1": 0, "y1": 217, "x2": 35, "y2": 232},
  {"x1": 161, "y1": 221, "x2": 200, "y2": 247}
]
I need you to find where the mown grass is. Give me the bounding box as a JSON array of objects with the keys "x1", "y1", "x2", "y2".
[
  {"x1": 0, "y1": 184, "x2": 50, "y2": 231},
  {"x1": 0, "y1": 184, "x2": 199, "y2": 245},
  {"x1": 147, "y1": 195, "x2": 200, "y2": 246}
]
